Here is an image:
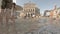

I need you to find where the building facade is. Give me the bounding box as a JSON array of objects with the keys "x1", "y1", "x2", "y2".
[
  {"x1": 22, "y1": 2, "x2": 40, "y2": 18},
  {"x1": 44, "y1": 10, "x2": 51, "y2": 17},
  {"x1": 50, "y1": 5, "x2": 58, "y2": 18},
  {"x1": 44, "y1": 5, "x2": 60, "y2": 18}
]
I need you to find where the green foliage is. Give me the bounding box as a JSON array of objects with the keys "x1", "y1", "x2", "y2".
[{"x1": 1, "y1": 0, "x2": 12, "y2": 9}]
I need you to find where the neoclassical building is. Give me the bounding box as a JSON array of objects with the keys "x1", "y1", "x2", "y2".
[{"x1": 21, "y1": 2, "x2": 40, "y2": 18}]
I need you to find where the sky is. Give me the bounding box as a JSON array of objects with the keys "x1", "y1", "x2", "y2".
[
  {"x1": 13, "y1": 0, "x2": 16, "y2": 3},
  {"x1": 15, "y1": 0, "x2": 60, "y2": 15}
]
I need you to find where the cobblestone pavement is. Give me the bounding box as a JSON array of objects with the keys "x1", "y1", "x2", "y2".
[
  {"x1": 15, "y1": 17, "x2": 60, "y2": 34},
  {"x1": 0, "y1": 17, "x2": 60, "y2": 34}
]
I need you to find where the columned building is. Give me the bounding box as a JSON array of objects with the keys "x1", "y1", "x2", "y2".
[{"x1": 23, "y1": 2, "x2": 40, "y2": 18}]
